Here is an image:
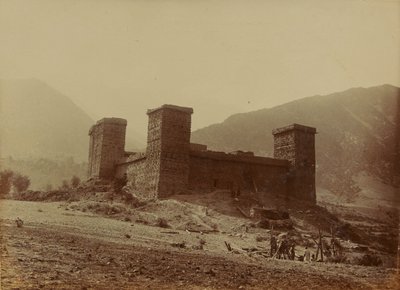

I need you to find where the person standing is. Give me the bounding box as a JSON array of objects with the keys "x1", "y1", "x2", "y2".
[
  {"x1": 290, "y1": 242, "x2": 296, "y2": 260},
  {"x1": 304, "y1": 247, "x2": 311, "y2": 263},
  {"x1": 270, "y1": 235, "x2": 277, "y2": 257}
]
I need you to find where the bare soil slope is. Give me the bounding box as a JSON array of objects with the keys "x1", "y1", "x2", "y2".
[{"x1": 1, "y1": 199, "x2": 398, "y2": 289}]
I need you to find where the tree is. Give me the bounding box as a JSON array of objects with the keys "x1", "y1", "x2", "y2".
[
  {"x1": 71, "y1": 175, "x2": 81, "y2": 188},
  {"x1": 12, "y1": 174, "x2": 30, "y2": 193},
  {"x1": 0, "y1": 170, "x2": 14, "y2": 195}
]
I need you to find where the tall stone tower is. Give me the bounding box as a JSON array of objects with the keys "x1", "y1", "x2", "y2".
[
  {"x1": 273, "y1": 124, "x2": 317, "y2": 203},
  {"x1": 88, "y1": 118, "x2": 127, "y2": 179},
  {"x1": 145, "y1": 105, "x2": 193, "y2": 197}
]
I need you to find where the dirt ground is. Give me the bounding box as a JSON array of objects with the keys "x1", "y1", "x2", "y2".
[{"x1": 0, "y1": 199, "x2": 398, "y2": 290}]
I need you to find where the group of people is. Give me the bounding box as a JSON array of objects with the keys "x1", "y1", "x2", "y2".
[
  {"x1": 270, "y1": 234, "x2": 315, "y2": 262},
  {"x1": 270, "y1": 234, "x2": 296, "y2": 260}
]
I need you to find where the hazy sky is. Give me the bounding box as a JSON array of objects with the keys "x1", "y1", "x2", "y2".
[{"x1": 1, "y1": 0, "x2": 399, "y2": 140}]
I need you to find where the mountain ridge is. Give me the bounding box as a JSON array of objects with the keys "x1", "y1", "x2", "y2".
[
  {"x1": 0, "y1": 78, "x2": 94, "y2": 161},
  {"x1": 191, "y1": 84, "x2": 399, "y2": 197}
]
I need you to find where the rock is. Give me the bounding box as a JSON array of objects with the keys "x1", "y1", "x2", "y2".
[
  {"x1": 15, "y1": 217, "x2": 24, "y2": 227},
  {"x1": 171, "y1": 241, "x2": 186, "y2": 248},
  {"x1": 205, "y1": 268, "x2": 216, "y2": 276}
]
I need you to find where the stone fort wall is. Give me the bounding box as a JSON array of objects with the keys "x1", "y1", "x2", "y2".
[
  {"x1": 88, "y1": 104, "x2": 317, "y2": 203},
  {"x1": 88, "y1": 118, "x2": 127, "y2": 179},
  {"x1": 188, "y1": 150, "x2": 289, "y2": 196},
  {"x1": 273, "y1": 124, "x2": 316, "y2": 203},
  {"x1": 146, "y1": 105, "x2": 193, "y2": 197},
  {"x1": 115, "y1": 153, "x2": 150, "y2": 198}
]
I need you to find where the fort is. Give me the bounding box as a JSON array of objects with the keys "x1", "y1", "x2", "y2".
[{"x1": 87, "y1": 104, "x2": 317, "y2": 203}]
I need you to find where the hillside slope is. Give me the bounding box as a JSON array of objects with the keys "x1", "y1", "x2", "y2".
[
  {"x1": 0, "y1": 79, "x2": 94, "y2": 161},
  {"x1": 192, "y1": 85, "x2": 399, "y2": 197}
]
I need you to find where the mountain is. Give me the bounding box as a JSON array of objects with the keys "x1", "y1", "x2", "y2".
[
  {"x1": 191, "y1": 85, "x2": 399, "y2": 200},
  {"x1": 0, "y1": 79, "x2": 94, "y2": 161},
  {"x1": 0, "y1": 79, "x2": 145, "y2": 190}
]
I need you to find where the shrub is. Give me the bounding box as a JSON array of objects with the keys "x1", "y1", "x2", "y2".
[
  {"x1": 71, "y1": 175, "x2": 81, "y2": 188},
  {"x1": 107, "y1": 205, "x2": 124, "y2": 215},
  {"x1": 211, "y1": 223, "x2": 219, "y2": 231},
  {"x1": 12, "y1": 173, "x2": 30, "y2": 193},
  {"x1": 0, "y1": 170, "x2": 14, "y2": 195},
  {"x1": 327, "y1": 254, "x2": 348, "y2": 264},
  {"x1": 113, "y1": 174, "x2": 128, "y2": 194},
  {"x1": 256, "y1": 236, "x2": 268, "y2": 242},
  {"x1": 356, "y1": 253, "x2": 382, "y2": 267},
  {"x1": 157, "y1": 218, "x2": 169, "y2": 228},
  {"x1": 1, "y1": 171, "x2": 14, "y2": 190}
]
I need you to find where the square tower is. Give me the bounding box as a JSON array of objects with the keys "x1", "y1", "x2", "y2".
[
  {"x1": 88, "y1": 118, "x2": 127, "y2": 179},
  {"x1": 273, "y1": 124, "x2": 317, "y2": 203},
  {"x1": 145, "y1": 104, "x2": 193, "y2": 197}
]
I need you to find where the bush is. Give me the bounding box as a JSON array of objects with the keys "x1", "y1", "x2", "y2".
[
  {"x1": 12, "y1": 173, "x2": 30, "y2": 193},
  {"x1": 327, "y1": 254, "x2": 348, "y2": 264},
  {"x1": 113, "y1": 174, "x2": 128, "y2": 194},
  {"x1": 157, "y1": 218, "x2": 169, "y2": 228},
  {"x1": 0, "y1": 170, "x2": 14, "y2": 195},
  {"x1": 77, "y1": 202, "x2": 128, "y2": 216},
  {"x1": 71, "y1": 175, "x2": 81, "y2": 188},
  {"x1": 13, "y1": 190, "x2": 72, "y2": 202},
  {"x1": 356, "y1": 253, "x2": 382, "y2": 267},
  {"x1": 256, "y1": 236, "x2": 268, "y2": 242}
]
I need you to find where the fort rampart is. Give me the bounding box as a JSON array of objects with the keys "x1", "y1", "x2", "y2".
[{"x1": 88, "y1": 105, "x2": 317, "y2": 203}]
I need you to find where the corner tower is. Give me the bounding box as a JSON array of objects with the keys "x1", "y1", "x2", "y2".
[
  {"x1": 145, "y1": 105, "x2": 193, "y2": 197},
  {"x1": 273, "y1": 124, "x2": 317, "y2": 203},
  {"x1": 88, "y1": 118, "x2": 127, "y2": 179}
]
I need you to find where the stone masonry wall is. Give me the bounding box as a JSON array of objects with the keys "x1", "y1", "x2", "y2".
[
  {"x1": 273, "y1": 124, "x2": 316, "y2": 202},
  {"x1": 188, "y1": 151, "x2": 289, "y2": 196},
  {"x1": 88, "y1": 105, "x2": 316, "y2": 204},
  {"x1": 158, "y1": 107, "x2": 192, "y2": 197},
  {"x1": 144, "y1": 109, "x2": 163, "y2": 196},
  {"x1": 293, "y1": 129, "x2": 316, "y2": 202},
  {"x1": 145, "y1": 105, "x2": 193, "y2": 197},
  {"x1": 88, "y1": 118, "x2": 127, "y2": 179},
  {"x1": 116, "y1": 157, "x2": 148, "y2": 198},
  {"x1": 87, "y1": 123, "x2": 103, "y2": 178}
]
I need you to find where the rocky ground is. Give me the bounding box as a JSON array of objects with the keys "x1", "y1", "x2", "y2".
[{"x1": 0, "y1": 197, "x2": 398, "y2": 290}]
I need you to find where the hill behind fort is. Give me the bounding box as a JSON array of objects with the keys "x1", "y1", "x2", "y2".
[{"x1": 192, "y1": 85, "x2": 399, "y2": 203}]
